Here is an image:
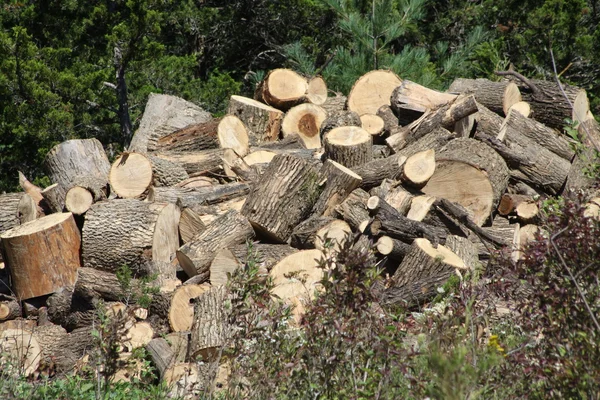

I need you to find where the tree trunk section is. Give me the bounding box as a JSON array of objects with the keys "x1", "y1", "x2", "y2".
[
  {"x1": 333, "y1": 188, "x2": 370, "y2": 231},
  {"x1": 228, "y1": 95, "x2": 283, "y2": 144},
  {"x1": 282, "y1": 103, "x2": 328, "y2": 149},
  {"x1": 319, "y1": 110, "x2": 361, "y2": 138},
  {"x1": 312, "y1": 160, "x2": 362, "y2": 217},
  {"x1": 347, "y1": 70, "x2": 402, "y2": 116},
  {"x1": 259, "y1": 68, "x2": 309, "y2": 111},
  {"x1": 324, "y1": 126, "x2": 373, "y2": 168},
  {"x1": 147, "y1": 155, "x2": 189, "y2": 187},
  {"x1": 190, "y1": 285, "x2": 229, "y2": 361},
  {"x1": 155, "y1": 119, "x2": 221, "y2": 152},
  {"x1": 352, "y1": 154, "x2": 407, "y2": 191},
  {"x1": 147, "y1": 182, "x2": 249, "y2": 208},
  {"x1": 0, "y1": 193, "x2": 25, "y2": 233},
  {"x1": 402, "y1": 149, "x2": 436, "y2": 187},
  {"x1": 153, "y1": 149, "x2": 225, "y2": 176},
  {"x1": 179, "y1": 208, "x2": 207, "y2": 244},
  {"x1": 217, "y1": 115, "x2": 250, "y2": 156}
]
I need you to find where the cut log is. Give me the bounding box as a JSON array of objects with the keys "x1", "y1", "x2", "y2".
[
  {"x1": 333, "y1": 188, "x2": 370, "y2": 231},
  {"x1": 209, "y1": 249, "x2": 241, "y2": 287},
  {"x1": 422, "y1": 138, "x2": 509, "y2": 226},
  {"x1": 259, "y1": 68, "x2": 309, "y2": 111},
  {"x1": 177, "y1": 210, "x2": 254, "y2": 279},
  {"x1": 565, "y1": 112, "x2": 600, "y2": 193},
  {"x1": 217, "y1": 115, "x2": 250, "y2": 157},
  {"x1": 0, "y1": 193, "x2": 26, "y2": 232},
  {"x1": 123, "y1": 321, "x2": 154, "y2": 351},
  {"x1": 320, "y1": 93, "x2": 347, "y2": 115},
  {"x1": 319, "y1": 110, "x2": 362, "y2": 138},
  {"x1": 391, "y1": 80, "x2": 457, "y2": 117},
  {"x1": 351, "y1": 154, "x2": 407, "y2": 191},
  {"x1": 175, "y1": 176, "x2": 217, "y2": 189},
  {"x1": 73, "y1": 267, "x2": 137, "y2": 303},
  {"x1": 360, "y1": 114, "x2": 385, "y2": 137},
  {"x1": 312, "y1": 160, "x2": 363, "y2": 217},
  {"x1": 189, "y1": 285, "x2": 229, "y2": 361},
  {"x1": 509, "y1": 101, "x2": 531, "y2": 118},
  {"x1": 241, "y1": 154, "x2": 321, "y2": 242},
  {"x1": 0, "y1": 295, "x2": 20, "y2": 321},
  {"x1": 290, "y1": 216, "x2": 339, "y2": 249},
  {"x1": 82, "y1": 200, "x2": 180, "y2": 278},
  {"x1": 347, "y1": 70, "x2": 402, "y2": 116},
  {"x1": 395, "y1": 127, "x2": 456, "y2": 160},
  {"x1": 282, "y1": 103, "x2": 328, "y2": 149},
  {"x1": 384, "y1": 126, "x2": 412, "y2": 152},
  {"x1": 180, "y1": 208, "x2": 207, "y2": 244},
  {"x1": 147, "y1": 155, "x2": 189, "y2": 187},
  {"x1": 32, "y1": 323, "x2": 69, "y2": 369},
  {"x1": 18, "y1": 172, "x2": 43, "y2": 216},
  {"x1": 270, "y1": 249, "x2": 325, "y2": 323},
  {"x1": 110, "y1": 152, "x2": 153, "y2": 199},
  {"x1": 454, "y1": 114, "x2": 476, "y2": 138},
  {"x1": 498, "y1": 194, "x2": 535, "y2": 216},
  {"x1": 228, "y1": 95, "x2": 283, "y2": 144},
  {"x1": 383, "y1": 184, "x2": 413, "y2": 216},
  {"x1": 0, "y1": 328, "x2": 41, "y2": 376},
  {"x1": 228, "y1": 242, "x2": 298, "y2": 273},
  {"x1": 1, "y1": 213, "x2": 80, "y2": 300},
  {"x1": 64, "y1": 175, "x2": 108, "y2": 215},
  {"x1": 40, "y1": 184, "x2": 63, "y2": 214},
  {"x1": 17, "y1": 193, "x2": 39, "y2": 223},
  {"x1": 377, "y1": 105, "x2": 400, "y2": 135},
  {"x1": 402, "y1": 149, "x2": 436, "y2": 187},
  {"x1": 169, "y1": 283, "x2": 211, "y2": 332},
  {"x1": 376, "y1": 236, "x2": 410, "y2": 261},
  {"x1": 44, "y1": 138, "x2": 111, "y2": 210},
  {"x1": 146, "y1": 337, "x2": 175, "y2": 379},
  {"x1": 163, "y1": 363, "x2": 201, "y2": 398},
  {"x1": 306, "y1": 76, "x2": 328, "y2": 105},
  {"x1": 502, "y1": 109, "x2": 575, "y2": 161},
  {"x1": 153, "y1": 148, "x2": 225, "y2": 176},
  {"x1": 444, "y1": 234, "x2": 481, "y2": 272},
  {"x1": 147, "y1": 182, "x2": 249, "y2": 208},
  {"x1": 448, "y1": 78, "x2": 518, "y2": 116},
  {"x1": 407, "y1": 195, "x2": 436, "y2": 221},
  {"x1": 155, "y1": 119, "x2": 221, "y2": 152},
  {"x1": 502, "y1": 82, "x2": 522, "y2": 115},
  {"x1": 324, "y1": 126, "x2": 373, "y2": 168},
  {"x1": 128, "y1": 93, "x2": 211, "y2": 153}
]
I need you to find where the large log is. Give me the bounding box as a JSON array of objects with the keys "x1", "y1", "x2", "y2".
[
  {"x1": 241, "y1": 154, "x2": 322, "y2": 242},
  {"x1": 177, "y1": 210, "x2": 254, "y2": 279},
  {"x1": 323, "y1": 126, "x2": 373, "y2": 168},
  {"x1": 189, "y1": 285, "x2": 229, "y2": 361},
  {"x1": 281, "y1": 103, "x2": 328, "y2": 149},
  {"x1": 44, "y1": 138, "x2": 111, "y2": 210},
  {"x1": 333, "y1": 188, "x2": 370, "y2": 231},
  {"x1": 259, "y1": 68, "x2": 309, "y2": 110},
  {"x1": 169, "y1": 283, "x2": 211, "y2": 332},
  {"x1": 347, "y1": 70, "x2": 402, "y2": 116},
  {"x1": 565, "y1": 112, "x2": 600, "y2": 194},
  {"x1": 1, "y1": 213, "x2": 81, "y2": 300},
  {"x1": 155, "y1": 119, "x2": 221, "y2": 152},
  {"x1": 82, "y1": 200, "x2": 180, "y2": 278},
  {"x1": 448, "y1": 78, "x2": 519, "y2": 116},
  {"x1": 109, "y1": 152, "x2": 154, "y2": 199},
  {"x1": 147, "y1": 155, "x2": 189, "y2": 187},
  {"x1": 128, "y1": 93, "x2": 211, "y2": 153},
  {"x1": 0, "y1": 193, "x2": 26, "y2": 232},
  {"x1": 147, "y1": 182, "x2": 250, "y2": 208},
  {"x1": 228, "y1": 95, "x2": 283, "y2": 144}
]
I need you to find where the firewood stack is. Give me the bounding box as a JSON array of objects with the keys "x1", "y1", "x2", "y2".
[{"x1": 0, "y1": 68, "x2": 598, "y2": 395}]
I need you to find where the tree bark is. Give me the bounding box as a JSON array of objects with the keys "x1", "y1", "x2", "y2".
[
  {"x1": 323, "y1": 126, "x2": 373, "y2": 168},
  {"x1": 156, "y1": 119, "x2": 221, "y2": 152},
  {"x1": 147, "y1": 182, "x2": 249, "y2": 208},
  {"x1": 312, "y1": 160, "x2": 363, "y2": 217},
  {"x1": 189, "y1": 285, "x2": 229, "y2": 361},
  {"x1": 351, "y1": 154, "x2": 407, "y2": 191},
  {"x1": 228, "y1": 95, "x2": 283, "y2": 144}
]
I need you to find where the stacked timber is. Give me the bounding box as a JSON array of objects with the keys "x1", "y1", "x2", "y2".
[{"x1": 0, "y1": 67, "x2": 595, "y2": 397}]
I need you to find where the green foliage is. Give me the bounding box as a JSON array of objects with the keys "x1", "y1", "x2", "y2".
[{"x1": 116, "y1": 265, "x2": 160, "y2": 308}]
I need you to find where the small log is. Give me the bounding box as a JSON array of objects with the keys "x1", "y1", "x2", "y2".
[
  {"x1": 515, "y1": 202, "x2": 540, "y2": 224},
  {"x1": 169, "y1": 283, "x2": 211, "y2": 332},
  {"x1": 147, "y1": 155, "x2": 189, "y2": 187},
  {"x1": 448, "y1": 78, "x2": 518, "y2": 116},
  {"x1": 376, "y1": 105, "x2": 399, "y2": 136},
  {"x1": 217, "y1": 115, "x2": 250, "y2": 156},
  {"x1": 402, "y1": 149, "x2": 436, "y2": 187},
  {"x1": 146, "y1": 337, "x2": 175, "y2": 379},
  {"x1": 391, "y1": 80, "x2": 457, "y2": 117},
  {"x1": 153, "y1": 148, "x2": 225, "y2": 176},
  {"x1": 44, "y1": 138, "x2": 111, "y2": 210},
  {"x1": 175, "y1": 176, "x2": 217, "y2": 189},
  {"x1": 123, "y1": 321, "x2": 154, "y2": 351},
  {"x1": 565, "y1": 112, "x2": 600, "y2": 194},
  {"x1": 312, "y1": 160, "x2": 363, "y2": 217},
  {"x1": 18, "y1": 172, "x2": 44, "y2": 217},
  {"x1": 190, "y1": 285, "x2": 229, "y2": 361},
  {"x1": 508, "y1": 101, "x2": 531, "y2": 118},
  {"x1": 0, "y1": 295, "x2": 21, "y2": 321},
  {"x1": 128, "y1": 93, "x2": 211, "y2": 153},
  {"x1": 454, "y1": 114, "x2": 476, "y2": 137},
  {"x1": 333, "y1": 188, "x2": 370, "y2": 231},
  {"x1": 163, "y1": 363, "x2": 201, "y2": 398},
  {"x1": 290, "y1": 216, "x2": 341, "y2": 249},
  {"x1": 259, "y1": 69, "x2": 309, "y2": 111},
  {"x1": 360, "y1": 114, "x2": 385, "y2": 137},
  {"x1": 241, "y1": 154, "x2": 322, "y2": 242},
  {"x1": 228, "y1": 95, "x2": 283, "y2": 143},
  {"x1": 422, "y1": 138, "x2": 509, "y2": 226},
  {"x1": 323, "y1": 126, "x2": 373, "y2": 168},
  {"x1": 64, "y1": 175, "x2": 108, "y2": 215},
  {"x1": 155, "y1": 119, "x2": 221, "y2": 152},
  {"x1": 110, "y1": 152, "x2": 153, "y2": 199},
  {"x1": 0, "y1": 193, "x2": 26, "y2": 232},
  {"x1": 282, "y1": 103, "x2": 328, "y2": 149},
  {"x1": 228, "y1": 242, "x2": 298, "y2": 272},
  {"x1": 369, "y1": 178, "x2": 395, "y2": 199},
  {"x1": 306, "y1": 76, "x2": 328, "y2": 106},
  {"x1": 147, "y1": 182, "x2": 249, "y2": 208},
  {"x1": 395, "y1": 127, "x2": 456, "y2": 159},
  {"x1": 18, "y1": 193, "x2": 39, "y2": 224},
  {"x1": 445, "y1": 235, "x2": 481, "y2": 271},
  {"x1": 383, "y1": 184, "x2": 413, "y2": 216},
  {"x1": 177, "y1": 210, "x2": 254, "y2": 279},
  {"x1": 375, "y1": 236, "x2": 410, "y2": 261},
  {"x1": 179, "y1": 208, "x2": 207, "y2": 243},
  {"x1": 82, "y1": 200, "x2": 180, "y2": 278},
  {"x1": 347, "y1": 70, "x2": 402, "y2": 116},
  {"x1": 319, "y1": 110, "x2": 362, "y2": 138},
  {"x1": 498, "y1": 194, "x2": 536, "y2": 216},
  {"x1": 385, "y1": 126, "x2": 412, "y2": 152},
  {"x1": 1, "y1": 213, "x2": 80, "y2": 300},
  {"x1": 32, "y1": 323, "x2": 69, "y2": 369},
  {"x1": 40, "y1": 184, "x2": 63, "y2": 213},
  {"x1": 352, "y1": 153, "x2": 407, "y2": 191}
]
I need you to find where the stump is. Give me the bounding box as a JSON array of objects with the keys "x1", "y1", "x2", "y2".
[{"x1": 1, "y1": 213, "x2": 81, "y2": 300}]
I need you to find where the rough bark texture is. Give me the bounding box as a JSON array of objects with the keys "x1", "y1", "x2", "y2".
[
  {"x1": 395, "y1": 127, "x2": 457, "y2": 159},
  {"x1": 319, "y1": 110, "x2": 362, "y2": 138},
  {"x1": 147, "y1": 182, "x2": 249, "y2": 208},
  {"x1": 0, "y1": 193, "x2": 25, "y2": 233},
  {"x1": 312, "y1": 160, "x2": 363, "y2": 217},
  {"x1": 352, "y1": 154, "x2": 407, "y2": 191},
  {"x1": 565, "y1": 115, "x2": 600, "y2": 194},
  {"x1": 333, "y1": 188, "x2": 370, "y2": 231},
  {"x1": 228, "y1": 95, "x2": 283, "y2": 144},
  {"x1": 229, "y1": 242, "x2": 298, "y2": 272},
  {"x1": 241, "y1": 154, "x2": 322, "y2": 242},
  {"x1": 153, "y1": 148, "x2": 225, "y2": 176},
  {"x1": 155, "y1": 119, "x2": 221, "y2": 152},
  {"x1": 177, "y1": 210, "x2": 254, "y2": 278},
  {"x1": 1, "y1": 213, "x2": 81, "y2": 300},
  {"x1": 323, "y1": 126, "x2": 373, "y2": 168},
  {"x1": 147, "y1": 155, "x2": 189, "y2": 187},
  {"x1": 190, "y1": 285, "x2": 229, "y2": 361},
  {"x1": 448, "y1": 78, "x2": 513, "y2": 115}
]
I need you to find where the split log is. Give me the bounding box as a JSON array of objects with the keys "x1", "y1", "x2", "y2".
[
  {"x1": 147, "y1": 155, "x2": 189, "y2": 187},
  {"x1": 409, "y1": 95, "x2": 478, "y2": 144},
  {"x1": 402, "y1": 149, "x2": 436, "y2": 187},
  {"x1": 385, "y1": 126, "x2": 412, "y2": 152},
  {"x1": 502, "y1": 109, "x2": 575, "y2": 161},
  {"x1": 333, "y1": 188, "x2": 370, "y2": 231},
  {"x1": 168, "y1": 283, "x2": 211, "y2": 332},
  {"x1": 44, "y1": 138, "x2": 110, "y2": 210},
  {"x1": 347, "y1": 70, "x2": 402, "y2": 116},
  {"x1": 18, "y1": 193, "x2": 40, "y2": 224},
  {"x1": 82, "y1": 200, "x2": 180, "y2": 278},
  {"x1": 323, "y1": 126, "x2": 373, "y2": 168},
  {"x1": 110, "y1": 152, "x2": 153, "y2": 199},
  {"x1": 382, "y1": 184, "x2": 413, "y2": 216},
  {"x1": 180, "y1": 208, "x2": 207, "y2": 243},
  {"x1": 259, "y1": 68, "x2": 309, "y2": 110},
  {"x1": 0, "y1": 328, "x2": 41, "y2": 376},
  {"x1": 1, "y1": 213, "x2": 80, "y2": 300},
  {"x1": 281, "y1": 103, "x2": 328, "y2": 149},
  {"x1": 241, "y1": 154, "x2": 322, "y2": 242},
  {"x1": 128, "y1": 93, "x2": 211, "y2": 153},
  {"x1": 163, "y1": 363, "x2": 201, "y2": 398},
  {"x1": 422, "y1": 138, "x2": 509, "y2": 226},
  {"x1": 209, "y1": 249, "x2": 242, "y2": 287},
  {"x1": 319, "y1": 110, "x2": 362, "y2": 138},
  {"x1": 351, "y1": 154, "x2": 407, "y2": 191},
  {"x1": 360, "y1": 114, "x2": 385, "y2": 137},
  {"x1": 177, "y1": 210, "x2": 254, "y2": 279},
  {"x1": 312, "y1": 160, "x2": 362, "y2": 217},
  {"x1": 190, "y1": 285, "x2": 229, "y2": 361},
  {"x1": 228, "y1": 95, "x2": 283, "y2": 144},
  {"x1": 454, "y1": 114, "x2": 476, "y2": 137},
  {"x1": 155, "y1": 119, "x2": 221, "y2": 152},
  {"x1": 18, "y1": 172, "x2": 44, "y2": 217},
  {"x1": 147, "y1": 182, "x2": 249, "y2": 208},
  {"x1": 369, "y1": 178, "x2": 395, "y2": 199},
  {"x1": 565, "y1": 112, "x2": 600, "y2": 193},
  {"x1": 406, "y1": 195, "x2": 436, "y2": 222},
  {"x1": 153, "y1": 148, "x2": 225, "y2": 176},
  {"x1": 448, "y1": 78, "x2": 521, "y2": 116},
  {"x1": 0, "y1": 295, "x2": 20, "y2": 321},
  {"x1": 444, "y1": 235, "x2": 481, "y2": 272},
  {"x1": 375, "y1": 236, "x2": 410, "y2": 261},
  {"x1": 217, "y1": 115, "x2": 250, "y2": 157}
]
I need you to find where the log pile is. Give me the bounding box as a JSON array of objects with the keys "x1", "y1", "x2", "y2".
[{"x1": 0, "y1": 67, "x2": 596, "y2": 396}]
